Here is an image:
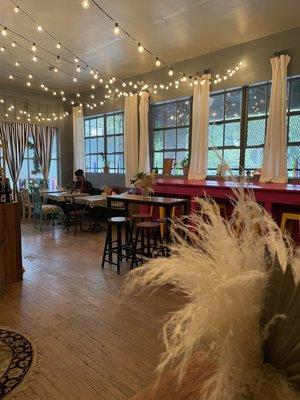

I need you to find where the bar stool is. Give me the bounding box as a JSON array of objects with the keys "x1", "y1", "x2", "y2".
[
  {"x1": 280, "y1": 212, "x2": 300, "y2": 234},
  {"x1": 101, "y1": 216, "x2": 131, "y2": 274},
  {"x1": 130, "y1": 221, "x2": 165, "y2": 269}
]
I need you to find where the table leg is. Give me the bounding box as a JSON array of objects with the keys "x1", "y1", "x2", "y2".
[
  {"x1": 124, "y1": 202, "x2": 129, "y2": 244},
  {"x1": 165, "y1": 206, "x2": 172, "y2": 244},
  {"x1": 183, "y1": 200, "x2": 189, "y2": 217}
]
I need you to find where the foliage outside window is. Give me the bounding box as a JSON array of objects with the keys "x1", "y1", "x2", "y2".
[
  {"x1": 84, "y1": 111, "x2": 124, "y2": 173},
  {"x1": 151, "y1": 98, "x2": 191, "y2": 175}
]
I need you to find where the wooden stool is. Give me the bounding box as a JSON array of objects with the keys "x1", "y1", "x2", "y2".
[
  {"x1": 130, "y1": 221, "x2": 165, "y2": 268},
  {"x1": 280, "y1": 212, "x2": 300, "y2": 234},
  {"x1": 101, "y1": 216, "x2": 131, "y2": 274}
]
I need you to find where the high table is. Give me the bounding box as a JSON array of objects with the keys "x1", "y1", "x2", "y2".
[
  {"x1": 44, "y1": 192, "x2": 90, "y2": 202},
  {"x1": 107, "y1": 193, "x2": 189, "y2": 243},
  {"x1": 155, "y1": 178, "x2": 300, "y2": 214}
]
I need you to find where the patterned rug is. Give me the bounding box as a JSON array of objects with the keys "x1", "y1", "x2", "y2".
[{"x1": 0, "y1": 328, "x2": 37, "y2": 399}]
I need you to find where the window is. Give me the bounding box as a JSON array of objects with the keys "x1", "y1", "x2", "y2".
[
  {"x1": 18, "y1": 130, "x2": 59, "y2": 189},
  {"x1": 151, "y1": 98, "x2": 191, "y2": 174},
  {"x1": 84, "y1": 111, "x2": 124, "y2": 173},
  {"x1": 287, "y1": 76, "x2": 300, "y2": 178},
  {"x1": 244, "y1": 83, "x2": 270, "y2": 172},
  {"x1": 208, "y1": 89, "x2": 243, "y2": 175}
]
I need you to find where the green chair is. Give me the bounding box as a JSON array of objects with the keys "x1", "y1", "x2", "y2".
[{"x1": 30, "y1": 187, "x2": 62, "y2": 231}]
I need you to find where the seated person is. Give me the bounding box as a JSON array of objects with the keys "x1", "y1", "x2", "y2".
[{"x1": 72, "y1": 169, "x2": 94, "y2": 194}]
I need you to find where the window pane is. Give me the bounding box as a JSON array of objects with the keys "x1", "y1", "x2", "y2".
[
  {"x1": 223, "y1": 148, "x2": 240, "y2": 169},
  {"x1": 248, "y1": 85, "x2": 268, "y2": 117},
  {"x1": 154, "y1": 105, "x2": 164, "y2": 129},
  {"x1": 84, "y1": 119, "x2": 90, "y2": 136},
  {"x1": 224, "y1": 122, "x2": 240, "y2": 147},
  {"x1": 90, "y1": 155, "x2": 98, "y2": 172},
  {"x1": 165, "y1": 129, "x2": 176, "y2": 150},
  {"x1": 114, "y1": 114, "x2": 123, "y2": 134},
  {"x1": 290, "y1": 78, "x2": 300, "y2": 112},
  {"x1": 97, "y1": 117, "x2": 104, "y2": 136},
  {"x1": 90, "y1": 138, "x2": 97, "y2": 153},
  {"x1": 209, "y1": 94, "x2": 223, "y2": 121},
  {"x1": 115, "y1": 154, "x2": 124, "y2": 172},
  {"x1": 209, "y1": 124, "x2": 223, "y2": 147},
  {"x1": 247, "y1": 119, "x2": 266, "y2": 146},
  {"x1": 245, "y1": 148, "x2": 264, "y2": 169},
  {"x1": 98, "y1": 155, "x2": 104, "y2": 169},
  {"x1": 177, "y1": 128, "x2": 189, "y2": 149},
  {"x1": 48, "y1": 160, "x2": 58, "y2": 190},
  {"x1": 85, "y1": 139, "x2": 90, "y2": 154},
  {"x1": 225, "y1": 90, "x2": 242, "y2": 120},
  {"x1": 208, "y1": 149, "x2": 222, "y2": 169},
  {"x1": 107, "y1": 136, "x2": 114, "y2": 153},
  {"x1": 90, "y1": 119, "x2": 97, "y2": 136},
  {"x1": 289, "y1": 115, "x2": 300, "y2": 143},
  {"x1": 176, "y1": 100, "x2": 190, "y2": 126},
  {"x1": 107, "y1": 115, "x2": 115, "y2": 135},
  {"x1": 115, "y1": 136, "x2": 123, "y2": 152},
  {"x1": 85, "y1": 155, "x2": 91, "y2": 170},
  {"x1": 153, "y1": 152, "x2": 163, "y2": 169},
  {"x1": 164, "y1": 103, "x2": 177, "y2": 127},
  {"x1": 153, "y1": 130, "x2": 163, "y2": 151},
  {"x1": 164, "y1": 151, "x2": 175, "y2": 160},
  {"x1": 97, "y1": 137, "x2": 104, "y2": 153},
  {"x1": 287, "y1": 145, "x2": 300, "y2": 169},
  {"x1": 107, "y1": 154, "x2": 114, "y2": 168}
]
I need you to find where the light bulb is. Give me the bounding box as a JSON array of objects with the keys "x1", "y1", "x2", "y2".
[
  {"x1": 60, "y1": 91, "x2": 64, "y2": 95},
  {"x1": 81, "y1": 0, "x2": 90, "y2": 9},
  {"x1": 122, "y1": 82, "x2": 126, "y2": 87},
  {"x1": 15, "y1": 61, "x2": 20, "y2": 66},
  {"x1": 73, "y1": 77, "x2": 77, "y2": 82},
  {"x1": 32, "y1": 56, "x2": 37, "y2": 62},
  {"x1": 93, "y1": 74, "x2": 98, "y2": 79},
  {"x1": 129, "y1": 81, "x2": 132, "y2": 86},
  {"x1": 14, "y1": 6, "x2": 19, "y2": 13},
  {"x1": 1, "y1": 27, "x2": 7, "y2": 36},
  {"x1": 56, "y1": 42, "x2": 61, "y2": 49},
  {"x1": 138, "y1": 43, "x2": 144, "y2": 53},
  {"x1": 41, "y1": 83, "x2": 44, "y2": 88},
  {"x1": 11, "y1": 41, "x2": 16, "y2": 47},
  {"x1": 44, "y1": 87, "x2": 48, "y2": 91},
  {"x1": 32, "y1": 43, "x2": 37, "y2": 52},
  {"x1": 53, "y1": 91, "x2": 57, "y2": 96},
  {"x1": 99, "y1": 77, "x2": 103, "y2": 83},
  {"x1": 155, "y1": 57, "x2": 161, "y2": 67},
  {"x1": 54, "y1": 67, "x2": 58, "y2": 72},
  {"x1": 181, "y1": 75, "x2": 187, "y2": 82},
  {"x1": 37, "y1": 25, "x2": 43, "y2": 31},
  {"x1": 74, "y1": 57, "x2": 79, "y2": 63},
  {"x1": 9, "y1": 75, "x2": 13, "y2": 79},
  {"x1": 90, "y1": 94, "x2": 94, "y2": 99},
  {"x1": 0, "y1": 46, "x2": 5, "y2": 52},
  {"x1": 223, "y1": 76, "x2": 227, "y2": 80},
  {"x1": 109, "y1": 78, "x2": 113, "y2": 84},
  {"x1": 168, "y1": 68, "x2": 174, "y2": 76},
  {"x1": 114, "y1": 23, "x2": 120, "y2": 35},
  {"x1": 91, "y1": 84, "x2": 95, "y2": 89},
  {"x1": 76, "y1": 65, "x2": 81, "y2": 72},
  {"x1": 90, "y1": 69, "x2": 94, "y2": 74},
  {"x1": 76, "y1": 93, "x2": 80, "y2": 97},
  {"x1": 26, "y1": 81, "x2": 31, "y2": 86}
]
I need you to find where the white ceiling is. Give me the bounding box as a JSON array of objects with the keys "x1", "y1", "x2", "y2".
[{"x1": 0, "y1": 0, "x2": 299, "y2": 95}]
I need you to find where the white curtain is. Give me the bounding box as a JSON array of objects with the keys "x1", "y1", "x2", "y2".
[
  {"x1": 260, "y1": 54, "x2": 290, "y2": 183},
  {"x1": 138, "y1": 91, "x2": 150, "y2": 172},
  {"x1": 124, "y1": 94, "x2": 139, "y2": 186},
  {"x1": 188, "y1": 74, "x2": 211, "y2": 180},
  {"x1": 32, "y1": 125, "x2": 56, "y2": 186},
  {"x1": 72, "y1": 105, "x2": 85, "y2": 173}
]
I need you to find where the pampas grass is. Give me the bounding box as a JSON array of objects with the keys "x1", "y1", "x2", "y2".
[{"x1": 122, "y1": 189, "x2": 300, "y2": 399}]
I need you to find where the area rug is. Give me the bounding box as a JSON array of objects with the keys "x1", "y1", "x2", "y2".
[{"x1": 0, "y1": 328, "x2": 37, "y2": 399}]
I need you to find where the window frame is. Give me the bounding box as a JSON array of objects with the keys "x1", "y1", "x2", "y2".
[
  {"x1": 149, "y1": 97, "x2": 192, "y2": 175},
  {"x1": 84, "y1": 110, "x2": 124, "y2": 174},
  {"x1": 287, "y1": 76, "x2": 300, "y2": 178}
]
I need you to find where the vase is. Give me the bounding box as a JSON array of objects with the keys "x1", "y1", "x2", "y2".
[
  {"x1": 103, "y1": 166, "x2": 109, "y2": 173},
  {"x1": 182, "y1": 165, "x2": 189, "y2": 177},
  {"x1": 142, "y1": 188, "x2": 150, "y2": 198}
]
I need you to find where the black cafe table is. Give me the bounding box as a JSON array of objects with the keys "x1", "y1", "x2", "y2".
[{"x1": 107, "y1": 193, "x2": 189, "y2": 243}]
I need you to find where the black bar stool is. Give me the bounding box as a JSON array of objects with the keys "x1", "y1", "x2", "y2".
[
  {"x1": 130, "y1": 221, "x2": 165, "y2": 269},
  {"x1": 101, "y1": 216, "x2": 131, "y2": 274}
]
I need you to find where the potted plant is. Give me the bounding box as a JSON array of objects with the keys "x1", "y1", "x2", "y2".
[
  {"x1": 100, "y1": 153, "x2": 110, "y2": 173},
  {"x1": 130, "y1": 171, "x2": 156, "y2": 198},
  {"x1": 181, "y1": 155, "x2": 190, "y2": 177}
]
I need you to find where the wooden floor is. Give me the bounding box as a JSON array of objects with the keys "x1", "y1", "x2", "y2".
[{"x1": 0, "y1": 220, "x2": 182, "y2": 400}]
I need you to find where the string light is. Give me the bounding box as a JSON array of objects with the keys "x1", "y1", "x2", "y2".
[
  {"x1": 168, "y1": 68, "x2": 174, "y2": 76},
  {"x1": 37, "y1": 25, "x2": 43, "y2": 32},
  {"x1": 14, "y1": 60, "x2": 19, "y2": 66},
  {"x1": 137, "y1": 43, "x2": 144, "y2": 53},
  {"x1": 9, "y1": 74, "x2": 13, "y2": 79},
  {"x1": 0, "y1": 46, "x2": 5, "y2": 52},
  {"x1": 74, "y1": 57, "x2": 79, "y2": 63},
  {"x1": 73, "y1": 77, "x2": 77, "y2": 82},
  {"x1": 53, "y1": 67, "x2": 58, "y2": 72},
  {"x1": 155, "y1": 58, "x2": 161, "y2": 67},
  {"x1": 32, "y1": 55, "x2": 37, "y2": 62},
  {"x1": 56, "y1": 42, "x2": 61, "y2": 49},
  {"x1": 113, "y1": 23, "x2": 120, "y2": 35},
  {"x1": 76, "y1": 65, "x2": 81, "y2": 72},
  {"x1": 1, "y1": 27, "x2": 7, "y2": 36},
  {"x1": 81, "y1": 0, "x2": 90, "y2": 9},
  {"x1": 28, "y1": 73, "x2": 33, "y2": 79},
  {"x1": 14, "y1": 5, "x2": 19, "y2": 13},
  {"x1": 11, "y1": 41, "x2": 16, "y2": 47},
  {"x1": 31, "y1": 43, "x2": 37, "y2": 52}
]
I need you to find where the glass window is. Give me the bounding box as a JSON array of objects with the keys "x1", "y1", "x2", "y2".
[
  {"x1": 151, "y1": 98, "x2": 191, "y2": 174},
  {"x1": 287, "y1": 76, "x2": 300, "y2": 177},
  {"x1": 208, "y1": 89, "x2": 242, "y2": 175},
  {"x1": 84, "y1": 111, "x2": 124, "y2": 173}
]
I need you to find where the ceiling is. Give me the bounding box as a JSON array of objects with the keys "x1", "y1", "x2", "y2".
[{"x1": 0, "y1": 0, "x2": 299, "y2": 95}]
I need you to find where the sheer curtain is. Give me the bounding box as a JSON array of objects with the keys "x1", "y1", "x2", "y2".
[
  {"x1": 188, "y1": 74, "x2": 211, "y2": 180},
  {"x1": 72, "y1": 105, "x2": 85, "y2": 173},
  {"x1": 32, "y1": 125, "x2": 56, "y2": 187},
  {"x1": 260, "y1": 54, "x2": 290, "y2": 183},
  {"x1": 124, "y1": 94, "x2": 139, "y2": 186},
  {"x1": 138, "y1": 91, "x2": 150, "y2": 172},
  {"x1": 0, "y1": 121, "x2": 29, "y2": 192}
]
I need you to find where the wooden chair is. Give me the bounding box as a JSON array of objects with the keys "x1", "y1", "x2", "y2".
[
  {"x1": 19, "y1": 188, "x2": 33, "y2": 219},
  {"x1": 31, "y1": 187, "x2": 62, "y2": 231},
  {"x1": 63, "y1": 196, "x2": 91, "y2": 237},
  {"x1": 280, "y1": 212, "x2": 300, "y2": 234}
]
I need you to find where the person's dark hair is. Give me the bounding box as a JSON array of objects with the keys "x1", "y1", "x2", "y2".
[{"x1": 75, "y1": 169, "x2": 84, "y2": 177}]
